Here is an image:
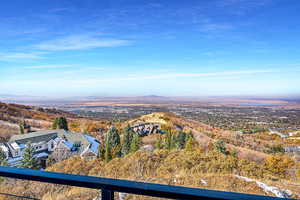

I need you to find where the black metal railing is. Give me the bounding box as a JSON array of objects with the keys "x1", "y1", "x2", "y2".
[
  {"x1": 0, "y1": 166, "x2": 295, "y2": 200},
  {"x1": 0, "y1": 192, "x2": 39, "y2": 200}
]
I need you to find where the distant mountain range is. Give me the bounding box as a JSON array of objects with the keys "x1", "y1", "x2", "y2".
[{"x1": 1, "y1": 94, "x2": 299, "y2": 105}]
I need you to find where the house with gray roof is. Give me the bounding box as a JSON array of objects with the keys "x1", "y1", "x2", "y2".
[
  {"x1": 3, "y1": 129, "x2": 100, "y2": 167},
  {"x1": 131, "y1": 123, "x2": 162, "y2": 136},
  {"x1": 284, "y1": 146, "x2": 300, "y2": 153}
]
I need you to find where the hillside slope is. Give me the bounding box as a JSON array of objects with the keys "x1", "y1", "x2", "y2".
[
  {"x1": 0, "y1": 150, "x2": 299, "y2": 200},
  {"x1": 128, "y1": 112, "x2": 284, "y2": 162},
  {"x1": 0, "y1": 110, "x2": 299, "y2": 199},
  {"x1": 0, "y1": 102, "x2": 109, "y2": 141}
]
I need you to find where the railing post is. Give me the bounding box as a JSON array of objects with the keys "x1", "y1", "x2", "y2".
[{"x1": 101, "y1": 189, "x2": 114, "y2": 200}]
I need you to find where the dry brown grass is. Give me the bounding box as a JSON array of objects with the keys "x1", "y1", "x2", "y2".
[
  {"x1": 2, "y1": 148, "x2": 299, "y2": 200},
  {"x1": 1, "y1": 110, "x2": 299, "y2": 199},
  {"x1": 0, "y1": 101, "x2": 109, "y2": 141}
]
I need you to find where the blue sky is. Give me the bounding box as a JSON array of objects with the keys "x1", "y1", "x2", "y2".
[{"x1": 0, "y1": 0, "x2": 300, "y2": 97}]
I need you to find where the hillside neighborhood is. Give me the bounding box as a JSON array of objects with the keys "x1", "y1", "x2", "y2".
[{"x1": 0, "y1": 102, "x2": 299, "y2": 199}]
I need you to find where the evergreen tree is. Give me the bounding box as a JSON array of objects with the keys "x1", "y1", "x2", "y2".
[
  {"x1": 121, "y1": 125, "x2": 134, "y2": 156},
  {"x1": 106, "y1": 127, "x2": 120, "y2": 148},
  {"x1": 19, "y1": 120, "x2": 28, "y2": 134},
  {"x1": 19, "y1": 121, "x2": 25, "y2": 134},
  {"x1": 52, "y1": 117, "x2": 68, "y2": 131},
  {"x1": 52, "y1": 118, "x2": 58, "y2": 129},
  {"x1": 104, "y1": 126, "x2": 121, "y2": 162},
  {"x1": 186, "y1": 131, "x2": 194, "y2": 140},
  {"x1": 0, "y1": 150, "x2": 7, "y2": 166},
  {"x1": 164, "y1": 131, "x2": 176, "y2": 150},
  {"x1": 105, "y1": 141, "x2": 112, "y2": 163},
  {"x1": 21, "y1": 143, "x2": 38, "y2": 169},
  {"x1": 176, "y1": 132, "x2": 187, "y2": 149},
  {"x1": 214, "y1": 140, "x2": 227, "y2": 154},
  {"x1": 58, "y1": 117, "x2": 68, "y2": 130},
  {"x1": 184, "y1": 135, "x2": 194, "y2": 152},
  {"x1": 130, "y1": 134, "x2": 140, "y2": 153}
]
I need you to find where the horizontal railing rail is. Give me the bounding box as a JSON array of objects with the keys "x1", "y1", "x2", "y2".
[
  {"x1": 0, "y1": 166, "x2": 295, "y2": 200},
  {"x1": 0, "y1": 192, "x2": 40, "y2": 200}
]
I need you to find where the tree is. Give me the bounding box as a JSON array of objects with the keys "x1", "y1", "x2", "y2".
[
  {"x1": 105, "y1": 126, "x2": 121, "y2": 162},
  {"x1": 164, "y1": 131, "x2": 176, "y2": 150},
  {"x1": 21, "y1": 143, "x2": 38, "y2": 169},
  {"x1": 52, "y1": 118, "x2": 58, "y2": 129},
  {"x1": 0, "y1": 150, "x2": 7, "y2": 166},
  {"x1": 176, "y1": 132, "x2": 187, "y2": 149},
  {"x1": 130, "y1": 134, "x2": 141, "y2": 153},
  {"x1": 106, "y1": 127, "x2": 120, "y2": 148},
  {"x1": 184, "y1": 135, "x2": 194, "y2": 152},
  {"x1": 187, "y1": 131, "x2": 193, "y2": 140},
  {"x1": 19, "y1": 121, "x2": 25, "y2": 134},
  {"x1": 52, "y1": 117, "x2": 68, "y2": 131},
  {"x1": 105, "y1": 142, "x2": 112, "y2": 163},
  {"x1": 97, "y1": 143, "x2": 105, "y2": 160},
  {"x1": 19, "y1": 120, "x2": 31, "y2": 134},
  {"x1": 214, "y1": 140, "x2": 227, "y2": 154},
  {"x1": 121, "y1": 125, "x2": 134, "y2": 156}
]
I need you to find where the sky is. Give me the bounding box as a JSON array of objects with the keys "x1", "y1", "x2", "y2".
[{"x1": 0, "y1": 0, "x2": 300, "y2": 98}]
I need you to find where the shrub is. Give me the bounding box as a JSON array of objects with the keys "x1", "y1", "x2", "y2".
[
  {"x1": 266, "y1": 145, "x2": 285, "y2": 154},
  {"x1": 264, "y1": 155, "x2": 295, "y2": 178},
  {"x1": 214, "y1": 140, "x2": 227, "y2": 154},
  {"x1": 184, "y1": 135, "x2": 195, "y2": 152}
]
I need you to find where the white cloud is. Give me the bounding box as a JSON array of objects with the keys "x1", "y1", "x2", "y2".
[
  {"x1": 74, "y1": 69, "x2": 276, "y2": 85},
  {"x1": 34, "y1": 35, "x2": 131, "y2": 51},
  {"x1": 0, "y1": 52, "x2": 42, "y2": 61},
  {"x1": 24, "y1": 64, "x2": 74, "y2": 69},
  {"x1": 1, "y1": 68, "x2": 296, "y2": 96},
  {"x1": 125, "y1": 69, "x2": 276, "y2": 80},
  {"x1": 24, "y1": 65, "x2": 106, "y2": 74}
]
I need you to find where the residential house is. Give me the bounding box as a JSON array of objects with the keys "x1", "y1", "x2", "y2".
[
  {"x1": 4, "y1": 129, "x2": 100, "y2": 167},
  {"x1": 131, "y1": 123, "x2": 162, "y2": 136}
]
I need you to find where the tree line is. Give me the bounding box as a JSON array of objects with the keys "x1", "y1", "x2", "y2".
[{"x1": 98, "y1": 125, "x2": 141, "y2": 162}]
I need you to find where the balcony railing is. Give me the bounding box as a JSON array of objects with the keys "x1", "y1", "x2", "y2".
[{"x1": 0, "y1": 166, "x2": 295, "y2": 200}]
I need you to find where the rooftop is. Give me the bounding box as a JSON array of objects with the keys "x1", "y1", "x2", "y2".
[
  {"x1": 0, "y1": 144, "x2": 9, "y2": 152},
  {"x1": 10, "y1": 142, "x2": 20, "y2": 150},
  {"x1": 9, "y1": 129, "x2": 90, "y2": 149},
  {"x1": 9, "y1": 130, "x2": 62, "y2": 144}
]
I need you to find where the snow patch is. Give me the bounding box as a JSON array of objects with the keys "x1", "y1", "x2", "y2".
[
  {"x1": 200, "y1": 179, "x2": 208, "y2": 185},
  {"x1": 235, "y1": 175, "x2": 292, "y2": 198},
  {"x1": 119, "y1": 192, "x2": 127, "y2": 200}
]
